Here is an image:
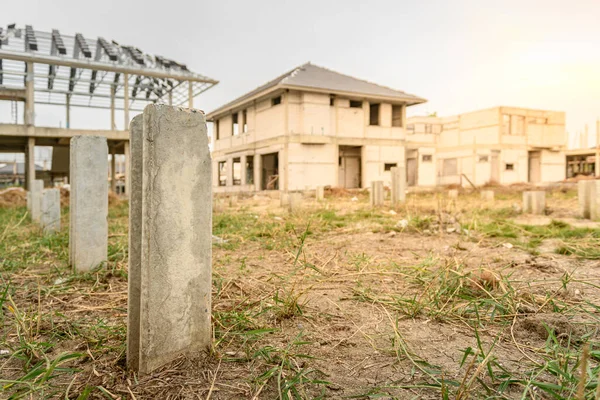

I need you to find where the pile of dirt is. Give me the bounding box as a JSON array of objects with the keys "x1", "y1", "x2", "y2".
[
  {"x1": 108, "y1": 191, "x2": 121, "y2": 206},
  {"x1": 327, "y1": 187, "x2": 352, "y2": 197},
  {"x1": 0, "y1": 187, "x2": 27, "y2": 207},
  {"x1": 60, "y1": 187, "x2": 70, "y2": 207},
  {"x1": 514, "y1": 313, "x2": 585, "y2": 343}
]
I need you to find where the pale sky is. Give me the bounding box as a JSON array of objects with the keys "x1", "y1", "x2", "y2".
[{"x1": 2, "y1": 0, "x2": 600, "y2": 153}]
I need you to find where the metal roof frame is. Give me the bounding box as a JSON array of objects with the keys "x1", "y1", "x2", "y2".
[{"x1": 0, "y1": 24, "x2": 218, "y2": 112}]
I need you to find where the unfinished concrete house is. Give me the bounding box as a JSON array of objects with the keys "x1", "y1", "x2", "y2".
[
  {"x1": 406, "y1": 107, "x2": 567, "y2": 187},
  {"x1": 207, "y1": 63, "x2": 426, "y2": 193}
]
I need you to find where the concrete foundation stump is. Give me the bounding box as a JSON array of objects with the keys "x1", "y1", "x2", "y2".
[
  {"x1": 289, "y1": 192, "x2": 303, "y2": 212},
  {"x1": 69, "y1": 136, "x2": 108, "y2": 272},
  {"x1": 127, "y1": 105, "x2": 212, "y2": 375},
  {"x1": 280, "y1": 192, "x2": 290, "y2": 208},
  {"x1": 316, "y1": 186, "x2": 325, "y2": 201},
  {"x1": 578, "y1": 180, "x2": 600, "y2": 220},
  {"x1": 390, "y1": 167, "x2": 406, "y2": 205},
  {"x1": 448, "y1": 189, "x2": 458, "y2": 199},
  {"x1": 481, "y1": 190, "x2": 494, "y2": 201},
  {"x1": 370, "y1": 181, "x2": 384, "y2": 207},
  {"x1": 41, "y1": 188, "x2": 60, "y2": 234},
  {"x1": 28, "y1": 179, "x2": 44, "y2": 223},
  {"x1": 523, "y1": 191, "x2": 546, "y2": 215}
]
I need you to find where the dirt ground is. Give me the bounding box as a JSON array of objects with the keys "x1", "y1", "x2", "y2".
[{"x1": 1, "y1": 187, "x2": 600, "y2": 399}]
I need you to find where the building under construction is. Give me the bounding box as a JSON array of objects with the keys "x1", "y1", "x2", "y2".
[{"x1": 0, "y1": 24, "x2": 217, "y2": 192}]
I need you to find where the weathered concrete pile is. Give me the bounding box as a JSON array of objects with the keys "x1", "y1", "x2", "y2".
[
  {"x1": 69, "y1": 136, "x2": 108, "y2": 272},
  {"x1": 578, "y1": 180, "x2": 600, "y2": 220},
  {"x1": 390, "y1": 167, "x2": 406, "y2": 205},
  {"x1": 370, "y1": 181, "x2": 384, "y2": 206},
  {"x1": 481, "y1": 190, "x2": 494, "y2": 201},
  {"x1": 522, "y1": 191, "x2": 546, "y2": 215},
  {"x1": 127, "y1": 105, "x2": 212, "y2": 375},
  {"x1": 24, "y1": 179, "x2": 60, "y2": 233},
  {"x1": 316, "y1": 186, "x2": 325, "y2": 201},
  {"x1": 0, "y1": 187, "x2": 27, "y2": 207},
  {"x1": 41, "y1": 188, "x2": 60, "y2": 234}
]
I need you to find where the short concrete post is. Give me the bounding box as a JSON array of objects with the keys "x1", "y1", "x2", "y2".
[
  {"x1": 28, "y1": 179, "x2": 44, "y2": 223},
  {"x1": 390, "y1": 167, "x2": 406, "y2": 205},
  {"x1": 448, "y1": 189, "x2": 458, "y2": 199},
  {"x1": 69, "y1": 136, "x2": 108, "y2": 272},
  {"x1": 289, "y1": 192, "x2": 303, "y2": 212},
  {"x1": 127, "y1": 105, "x2": 212, "y2": 375},
  {"x1": 229, "y1": 195, "x2": 238, "y2": 207},
  {"x1": 280, "y1": 192, "x2": 290, "y2": 208},
  {"x1": 591, "y1": 181, "x2": 600, "y2": 220},
  {"x1": 578, "y1": 181, "x2": 592, "y2": 219},
  {"x1": 577, "y1": 180, "x2": 600, "y2": 219},
  {"x1": 481, "y1": 190, "x2": 494, "y2": 201},
  {"x1": 41, "y1": 188, "x2": 60, "y2": 234},
  {"x1": 370, "y1": 181, "x2": 384, "y2": 207},
  {"x1": 316, "y1": 186, "x2": 325, "y2": 202},
  {"x1": 523, "y1": 191, "x2": 546, "y2": 215}
]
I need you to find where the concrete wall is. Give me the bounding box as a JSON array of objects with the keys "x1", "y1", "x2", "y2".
[
  {"x1": 541, "y1": 149, "x2": 566, "y2": 182},
  {"x1": 417, "y1": 147, "x2": 436, "y2": 186},
  {"x1": 407, "y1": 106, "x2": 567, "y2": 186}
]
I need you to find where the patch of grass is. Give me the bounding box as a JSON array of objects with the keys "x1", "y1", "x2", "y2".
[{"x1": 252, "y1": 333, "x2": 329, "y2": 399}]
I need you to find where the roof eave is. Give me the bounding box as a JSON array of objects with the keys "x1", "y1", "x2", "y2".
[
  {"x1": 206, "y1": 85, "x2": 285, "y2": 120},
  {"x1": 281, "y1": 84, "x2": 427, "y2": 106},
  {"x1": 207, "y1": 85, "x2": 427, "y2": 120}
]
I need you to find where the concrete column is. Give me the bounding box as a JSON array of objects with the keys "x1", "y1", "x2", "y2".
[
  {"x1": 241, "y1": 154, "x2": 247, "y2": 186},
  {"x1": 254, "y1": 154, "x2": 261, "y2": 191},
  {"x1": 289, "y1": 192, "x2": 302, "y2": 212},
  {"x1": 110, "y1": 146, "x2": 117, "y2": 193},
  {"x1": 66, "y1": 94, "x2": 71, "y2": 128},
  {"x1": 578, "y1": 180, "x2": 600, "y2": 220},
  {"x1": 370, "y1": 181, "x2": 384, "y2": 207},
  {"x1": 226, "y1": 157, "x2": 233, "y2": 187},
  {"x1": 316, "y1": 186, "x2": 325, "y2": 201},
  {"x1": 448, "y1": 189, "x2": 459, "y2": 199},
  {"x1": 188, "y1": 81, "x2": 194, "y2": 109},
  {"x1": 29, "y1": 179, "x2": 44, "y2": 223},
  {"x1": 124, "y1": 141, "x2": 131, "y2": 197},
  {"x1": 481, "y1": 190, "x2": 494, "y2": 201},
  {"x1": 127, "y1": 115, "x2": 143, "y2": 372},
  {"x1": 279, "y1": 149, "x2": 286, "y2": 192},
  {"x1": 41, "y1": 188, "x2": 60, "y2": 234},
  {"x1": 523, "y1": 191, "x2": 546, "y2": 215},
  {"x1": 25, "y1": 137, "x2": 36, "y2": 191},
  {"x1": 110, "y1": 86, "x2": 116, "y2": 130},
  {"x1": 578, "y1": 180, "x2": 593, "y2": 219},
  {"x1": 127, "y1": 105, "x2": 211, "y2": 375},
  {"x1": 280, "y1": 192, "x2": 290, "y2": 207},
  {"x1": 124, "y1": 73, "x2": 130, "y2": 128},
  {"x1": 591, "y1": 181, "x2": 600, "y2": 221},
  {"x1": 390, "y1": 167, "x2": 406, "y2": 205},
  {"x1": 69, "y1": 136, "x2": 109, "y2": 272},
  {"x1": 25, "y1": 62, "x2": 34, "y2": 126}
]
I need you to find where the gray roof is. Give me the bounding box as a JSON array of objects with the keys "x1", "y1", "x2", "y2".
[
  {"x1": 208, "y1": 62, "x2": 426, "y2": 118},
  {"x1": 0, "y1": 162, "x2": 43, "y2": 175}
]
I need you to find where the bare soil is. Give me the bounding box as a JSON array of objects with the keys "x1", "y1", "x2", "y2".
[{"x1": 1, "y1": 188, "x2": 599, "y2": 399}]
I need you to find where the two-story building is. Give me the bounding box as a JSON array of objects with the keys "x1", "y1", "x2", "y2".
[
  {"x1": 406, "y1": 107, "x2": 567, "y2": 187},
  {"x1": 207, "y1": 63, "x2": 426, "y2": 192}
]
